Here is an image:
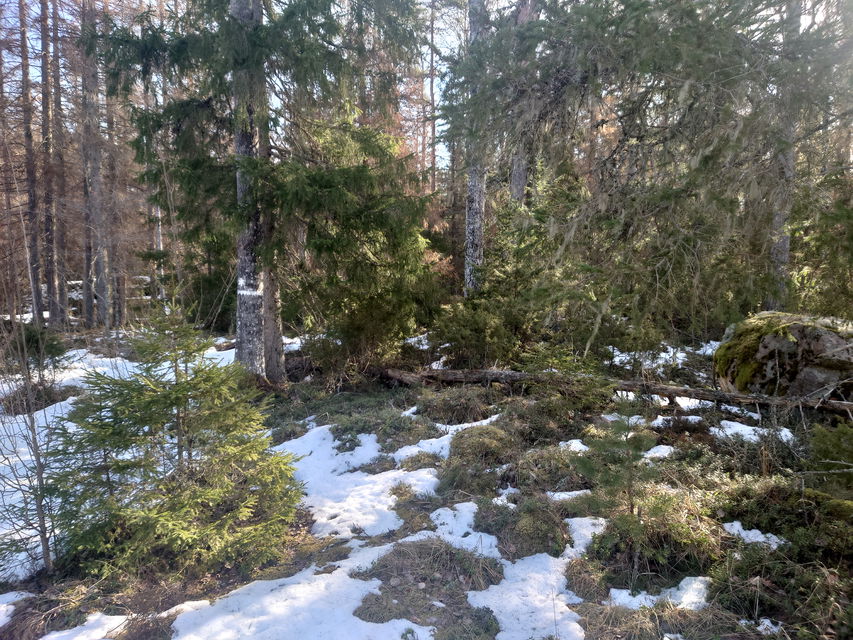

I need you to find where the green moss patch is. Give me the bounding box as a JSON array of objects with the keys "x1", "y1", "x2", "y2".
[
  {"x1": 474, "y1": 497, "x2": 571, "y2": 559},
  {"x1": 515, "y1": 446, "x2": 591, "y2": 493}
]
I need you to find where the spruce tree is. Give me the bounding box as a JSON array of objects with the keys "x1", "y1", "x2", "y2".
[{"x1": 49, "y1": 316, "x2": 301, "y2": 575}]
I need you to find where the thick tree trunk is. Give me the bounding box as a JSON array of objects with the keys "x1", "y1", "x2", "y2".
[
  {"x1": 50, "y1": 0, "x2": 67, "y2": 325},
  {"x1": 81, "y1": 0, "x2": 109, "y2": 327},
  {"x1": 18, "y1": 0, "x2": 44, "y2": 326},
  {"x1": 232, "y1": 0, "x2": 268, "y2": 379},
  {"x1": 765, "y1": 0, "x2": 801, "y2": 311},
  {"x1": 263, "y1": 266, "x2": 285, "y2": 383},
  {"x1": 463, "y1": 0, "x2": 488, "y2": 296},
  {"x1": 509, "y1": 153, "x2": 528, "y2": 202},
  {"x1": 508, "y1": 0, "x2": 540, "y2": 203},
  {"x1": 464, "y1": 165, "x2": 486, "y2": 294}
]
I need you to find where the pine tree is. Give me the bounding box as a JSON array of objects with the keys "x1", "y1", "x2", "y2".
[{"x1": 49, "y1": 316, "x2": 301, "y2": 575}]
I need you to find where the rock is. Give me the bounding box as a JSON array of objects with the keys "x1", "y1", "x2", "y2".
[{"x1": 714, "y1": 312, "x2": 853, "y2": 400}]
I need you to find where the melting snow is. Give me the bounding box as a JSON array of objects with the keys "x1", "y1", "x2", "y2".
[
  {"x1": 650, "y1": 415, "x2": 703, "y2": 428},
  {"x1": 392, "y1": 413, "x2": 502, "y2": 462},
  {"x1": 642, "y1": 445, "x2": 675, "y2": 459},
  {"x1": 559, "y1": 439, "x2": 589, "y2": 453},
  {"x1": 546, "y1": 490, "x2": 591, "y2": 502},
  {"x1": 468, "y1": 553, "x2": 585, "y2": 640},
  {"x1": 273, "y1": 424, "x2": 438, "y2": 538},
  {"x1": 404, "y1": 334, "x2": 430, "y2": 350},
  {"x1": 605, "y1": 576, "x2": 711, "y2": 610},
  {"x1": 39, "y1": 612, "x2": 127, "y2": 640},
  {"x1": 420, "y1": 502, "x2": 501, "y2": 559},
  {"x1": 171, "y1": 545, "x2": 432, "y2": 640},
  {"x1": 562, "y1": 517, "x2": 607, "y2": 560},
  {"x1": 721, "y1": 404, "x2": 762, "y2": 421},
  {"x1": 723, "y1": 521, "x2": 786, "y2": 550},
  {"x1": 712, "y1": 420, "x2": 793, "y2": 444},
  {"x1": 0, "y1": 591, "x2": 32, "y2": 628},
  {"x1": 492, "y1": 486, "x2": 520, "y2": 509}
]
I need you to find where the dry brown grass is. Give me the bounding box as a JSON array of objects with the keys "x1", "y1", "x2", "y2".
[
  {"x1": 574, "y1": 601, "x2": 756, "y2": 640},
  {"x1": 564, "y1": 557, "x2": 609, "y2": 602},
  {"x1": 353, "y1": 538, "x2": 502, "y2": 640}
]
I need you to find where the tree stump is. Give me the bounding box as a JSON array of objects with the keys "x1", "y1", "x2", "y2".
[{"x1": 714, "y1": 312, "x2": 853, "y2": 400}]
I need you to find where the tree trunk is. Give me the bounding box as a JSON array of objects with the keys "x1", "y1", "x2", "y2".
[
  {"x1": 509, "y1": 153, "x2": 528, "y2": 202},
  {"x1": 263, "y1": 265, "x2": 285, "y2": 383},
  {"x1": 51, "y1": 0, "x2": 67, "y2": 325},
  {"x1": 765, "y1": 0, "x2": 801, "y2": 311},
  {"x1": 463, "y1": 0, "x2": 488, "y2": 296},
  {"x1": 464, "y1": 165, "x2": 486, "y2": 295},
  {"x1": 429, "y1": 0, "x2": 436, "y2": 192},
  {"x1": 40, "y1": 0, "x2": 59, "y2": 327},
  {"x1": 18, "y1": 0, "x2": 44, "y2": 326},
  {"x1": 232, "y1": 0, "x2": 268, "y2": 378},
  {"x1": 81, "y1": 0, "x2": 109, "y2": 327},
  {"x1": 508, "y1": 0, "x2": 540, "y2": 203},
  {"x1": 105, "y1": 95, "x2": 125, "y2": 327}
]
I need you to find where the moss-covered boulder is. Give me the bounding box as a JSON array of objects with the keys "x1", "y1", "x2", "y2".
[{"x1": 714, "y1": 312, "x2": 853, "y2": 399}]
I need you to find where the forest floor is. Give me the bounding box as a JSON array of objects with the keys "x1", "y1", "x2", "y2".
[{"x1": 1, "y1": 335, "x2": 849, "y2": 640}]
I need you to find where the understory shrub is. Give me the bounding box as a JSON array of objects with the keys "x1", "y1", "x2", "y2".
[
  {"x1": 720, "y1": 478, "x2": 853, "y2": 567},
  {"x1": 587, "y1": 494, "x2": 723, "y2": 593},
  {"x1": 50, "y1": 318, "x2": 301, "y2": 576},
  {"x1": 709, "y1": 544, "x2": 851, "y2": 639}
]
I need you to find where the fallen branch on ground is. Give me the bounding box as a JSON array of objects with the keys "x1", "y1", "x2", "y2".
[{"x1": 381, "y1": 368, "x2": 853, "y2": 416}]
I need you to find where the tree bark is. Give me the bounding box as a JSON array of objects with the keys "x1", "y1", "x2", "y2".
[
  {"x1": 232, "y1": 0, "x2": 268, "y2": 379},
  {"x1": 429, "y1": 0, "x2": 436, "y2": 192},
  {"x1": 463, "y1": 0, "x2": 488, "y2": 296},
  {"x1": 81, "y1": 0, "x2": 109, "y2": 327},
  {"x1": 508, "y1": 0, "x2": 540, "y2": 203},
  {"x1": 18, "y1": 0, "x2": 44, "y2": 326},
  {"x1": 382, "y1": 368, "x2": 853, "y2": 415},
  {"x1": 50, "y1": 0, "x2": 67, "y2": 325},
  {"x1": 765, "y1": 0, "x2": 801, "y2": 311},
  {"x1": 39, "y1": 0, "x2": 59, "y2": 328}
]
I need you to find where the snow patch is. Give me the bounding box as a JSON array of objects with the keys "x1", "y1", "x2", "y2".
[
  {"x1": 546, "y1": 490, "x2": 591, "y2": 502},
  {"x1": 712, "y1": 420, "x2": 793, "y2": 444},
  {"x1": 468, "y1": 554, "x2": 585, "y2": 640},
  {"x1": 562, "y1": 517, "x2": 607, "y2": 560},
  {"x1": 642, "y1": 445, "x2": 675, "y2": 459},
  {"x1": 559, "y1": 439, "x2": 589, "y2": 453},
  {"x1": 404, "y1": 334, "x2": 430, "y2": 350},
  {"x1": 273, "y1": 424, "x2": 438, "y2": 537},
  {"x1": 605, "y1": 576, "x2": 711, "y2": 611},
  {"x1": 171, "y1": 545, "x2": 432, "y2": 640},
  {"x1": 0, "y1": 591, "x2": 32, "y2": 628},
  {"x1": 421, "y1": 502, "x2": 501, "y2": 559},
  {"x1": 723, "y1": 521, "x2": 786, "y2": 550},
  {"x1": 650, "y1": 415, "x2": 703, "y2": 428},
  {"x1": 39, "y1": 612, "x2": 127, "y2": 640}
]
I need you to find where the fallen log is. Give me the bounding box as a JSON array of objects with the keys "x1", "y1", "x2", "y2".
[{"x1": 382, "y1": 368, "x2": 853, "y2": 415}]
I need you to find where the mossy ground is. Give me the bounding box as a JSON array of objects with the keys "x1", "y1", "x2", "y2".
[{"x1": 13, "y1": 355, "x2": 852, "y2": 640}]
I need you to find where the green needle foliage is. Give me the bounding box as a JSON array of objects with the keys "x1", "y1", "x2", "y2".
[
  {"x1": 49, "y1": 316, "x2": 301, "y2": 577},
  {"x1": 575, "y1": 415, "x2": 657, "y2": 518}
]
